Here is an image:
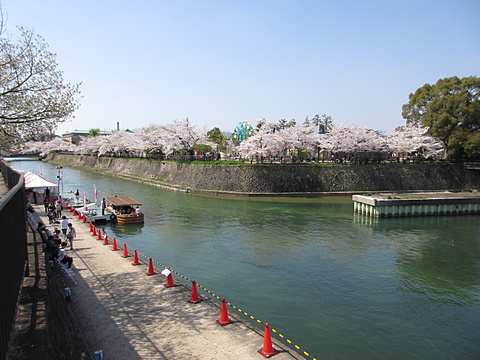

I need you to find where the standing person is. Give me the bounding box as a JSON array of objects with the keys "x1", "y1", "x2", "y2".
[
  {"x1": 57, "y1": 242, "x2": 73, "y2": 268},
  {"x1": 101, "y1": 198, "x2": 106, "y2": 215},
  {"x1": 60, "y1": 216, "x2": 69, "y2": 239},
  {"x1": 74, "y1": 189, "x2": 80, "y2": 202},
  {"x1": 43, "y1": 197, "x2": 49, "y2": 213},
  {"x1": 55, "y1": 200, "x2": 62, "y2": 218},
  {"x1": 67, "y1": 223, "x2": 76, "y2": 250},
  {"x1": 47, "y1": 210, "x2": 55, "y2": 225}
]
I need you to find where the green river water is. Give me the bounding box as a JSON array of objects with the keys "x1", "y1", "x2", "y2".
[{"x1": 9, "y1": 159, "x2": 480, "y2": 360}]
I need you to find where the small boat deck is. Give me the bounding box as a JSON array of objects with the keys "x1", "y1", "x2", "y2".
[
  {"x1": 67, "y1": 204, "x2": 113, "y2": 223},
  {"x1": 82, "y1": 206, "x2": 113, "y2": 223}
]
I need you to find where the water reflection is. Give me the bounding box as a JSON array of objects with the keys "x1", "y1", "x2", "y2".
[
  {"x1": 109, "y1": 222, "x2": 145, "y2": 235},
  {"x1": 392, "y1": 221, "x2": 480, "y2": 303}
]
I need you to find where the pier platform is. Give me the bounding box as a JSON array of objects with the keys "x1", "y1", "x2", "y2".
[
  {"x1": 69, "y1": 203, "x2": 113, "y2": 223},
  {"x1": 353, "y1": 191, "x2": 480, "y2": 218},
  {"x1": 32, "y1": 205, "x2": 306, "y2": 360}
]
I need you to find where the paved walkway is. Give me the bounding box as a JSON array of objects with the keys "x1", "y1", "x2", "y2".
[{"x1": 35, "y1": 205, "x2": 305, "y2": 360}]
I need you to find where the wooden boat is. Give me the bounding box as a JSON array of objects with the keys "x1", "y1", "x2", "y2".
[{"x1": 105, "y1": 197, "x2": 144, "y2": 224}]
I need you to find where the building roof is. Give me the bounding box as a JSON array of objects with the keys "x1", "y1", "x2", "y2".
[{"x1": 62, "y1": 130, "x2": 112, "y2": 136}]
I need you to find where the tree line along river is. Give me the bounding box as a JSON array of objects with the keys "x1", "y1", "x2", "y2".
[{"x1": 9, "y1": 158, "x2": 480, "y2": 360}]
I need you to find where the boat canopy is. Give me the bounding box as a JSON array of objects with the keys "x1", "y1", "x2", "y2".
[{"x1": 105, "y1": 197, "x2": 142, "y2": 206}]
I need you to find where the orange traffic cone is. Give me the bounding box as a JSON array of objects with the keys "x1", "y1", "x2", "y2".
[
  {"x1": 111, "y1": 238, "x2": 119, "y2": 251},
  {"x1": 188, "y1": 280, "x2": 201, "y2": 304},
  {"x1": 77, "y1": 211, "x2": 82, "y2": 219},
  {"x1": 82, "y1": 215, "x2": 86, "y2": 223},
  {"x1": 216, "y1": 297, "x2": 233, "y2": 326},
  {"x1": 131, "y1": 250, "x2": 140, "y2": 265},
  {"x1": 73, "y1": 209, "x2": 77, "y2": 216},
  {"x1": 257, "y1": 323, "x2": 279, "y2": 358},
  {"x1": 165, "y1": 267, "x2": 176, "y2": 288},
  {"x1": 103, "y1": 234, "x2": 109, "y2": 245},
  {"x1": 97, "y1": 229, "x2": 102, "y2": 240},
  {"x1": 89, "y1": 220, "x2": 93, "y2": 232},
  {"x1": 92, "y1": 227, "x2": 97, "y2": 236},
  {"x1": 121, "y1": 243, "x2": 129, "y2": 258},
  {"x1": 146, "y1": 257, "x2": 155, "y2": 275}
]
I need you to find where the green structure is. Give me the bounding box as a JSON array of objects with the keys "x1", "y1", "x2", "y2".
[{"x1": 232, "y1": 122, "x2": 253, "y2": 141}]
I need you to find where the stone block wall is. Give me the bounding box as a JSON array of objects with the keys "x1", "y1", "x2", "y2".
[
  {"x1": 48, "y1": 155, "x2": 480, "y2": 193},
  {"x1": 45, "y1": 254, "x2": 90, "y2": 359}
]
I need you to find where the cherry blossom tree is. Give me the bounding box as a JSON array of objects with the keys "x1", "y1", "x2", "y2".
[
  {"x1": 237, "y1": 120, "x2": 319, "y2": 161},
  {"x1": 96, "y1": 130, "x2": 137, "y2": 156},
  {"x1": 318, "y1": 123, "x2": 386, "y2": 162},
  {"x1": 158, "y1": 119, "x2": 210, "y2": 156},
  {"x1": 237, "y1": 119, "x2": 281, "y2": 161},
  {"x1": 20, "y1": 116, "x2": 446, "y2": 163},
  {"x1": 385, "y1": 124, "x2": 445, "y2": 159},
  {"x1": 24, "y1": 137, "x2": 75, "y2": 155},
  {"x1": 137, "y1": 126, "x2": 168, "y2": 157},
  {"x1": 280, "y1": 123, "x2": 318, "y2": 154},
  {"x1": 74, "y1": 135, "x2": 99, "y2": 155},
  {"x1": 237, "y1": 131, "x2": 269, "y2": 160},
  {"x1": 128, "y1": 131, "x2": 151, "y2": 157},
  {"x1": 0, "y1": 27, "x2": 81, "y2": 151}
]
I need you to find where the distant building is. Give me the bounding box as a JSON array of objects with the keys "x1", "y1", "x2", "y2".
[{"x1": 62, "y1": 130, "x2": 111, "y2": 144}]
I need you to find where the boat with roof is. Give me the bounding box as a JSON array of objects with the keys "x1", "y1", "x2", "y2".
[{"x1": 105, "y1": 196, "x2": 144, "y2": 224}]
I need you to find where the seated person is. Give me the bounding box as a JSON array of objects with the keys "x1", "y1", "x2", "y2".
[
  {"x1": 52, "y1": 229, "x2": 62, "y2": 245},
  {"x1": 57, "y1": 242, "x2": 73, "y2": 268},
  {"x1": 44, "y1": 228, "x2": 53, "y2": 237},
  {"x1": 44, "y1": 236, "x2": 59, "y2": 258},
  {"x1": 37, "y1": 222, "x2": 47, "y2": 232},
  {"x1": 135, "y1": 207, "x2": 142, "y2": 214},
  {"x1": 27, "y1": 203, "x2": 35, "y2": 213}
]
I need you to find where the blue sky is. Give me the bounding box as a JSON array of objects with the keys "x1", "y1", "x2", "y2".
[{"x1": 2, "y1": 0, "x2": 479, "y2": 135}]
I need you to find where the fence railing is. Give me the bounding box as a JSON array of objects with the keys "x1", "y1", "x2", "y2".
[{"x1": 0, "y1": 160, "x2": 28, "y2": 360}]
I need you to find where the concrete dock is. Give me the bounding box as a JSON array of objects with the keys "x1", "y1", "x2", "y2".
[
  {"x1": 32, "y1": 205, "x2": 307, "y2": 360},
  {"x1": 353, "y1": 191, "x2": 480, "y2": 218}
]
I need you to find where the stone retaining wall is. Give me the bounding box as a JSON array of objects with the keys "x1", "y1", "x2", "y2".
[
  {"x1": 48, "y1": 154, "x2": 480, "y2": 194},
  {"x1": 45, "y1": 262, "x2": 90, "y2": 360}
]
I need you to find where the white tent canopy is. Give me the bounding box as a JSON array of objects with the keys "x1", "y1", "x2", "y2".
[{"x1": 23, "y1": 171, "x2": 58, "y2": 189}]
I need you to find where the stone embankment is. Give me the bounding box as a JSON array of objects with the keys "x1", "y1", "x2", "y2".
[{"x1": 47, "y1": 154, "x2": 480, "y2": 195}]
